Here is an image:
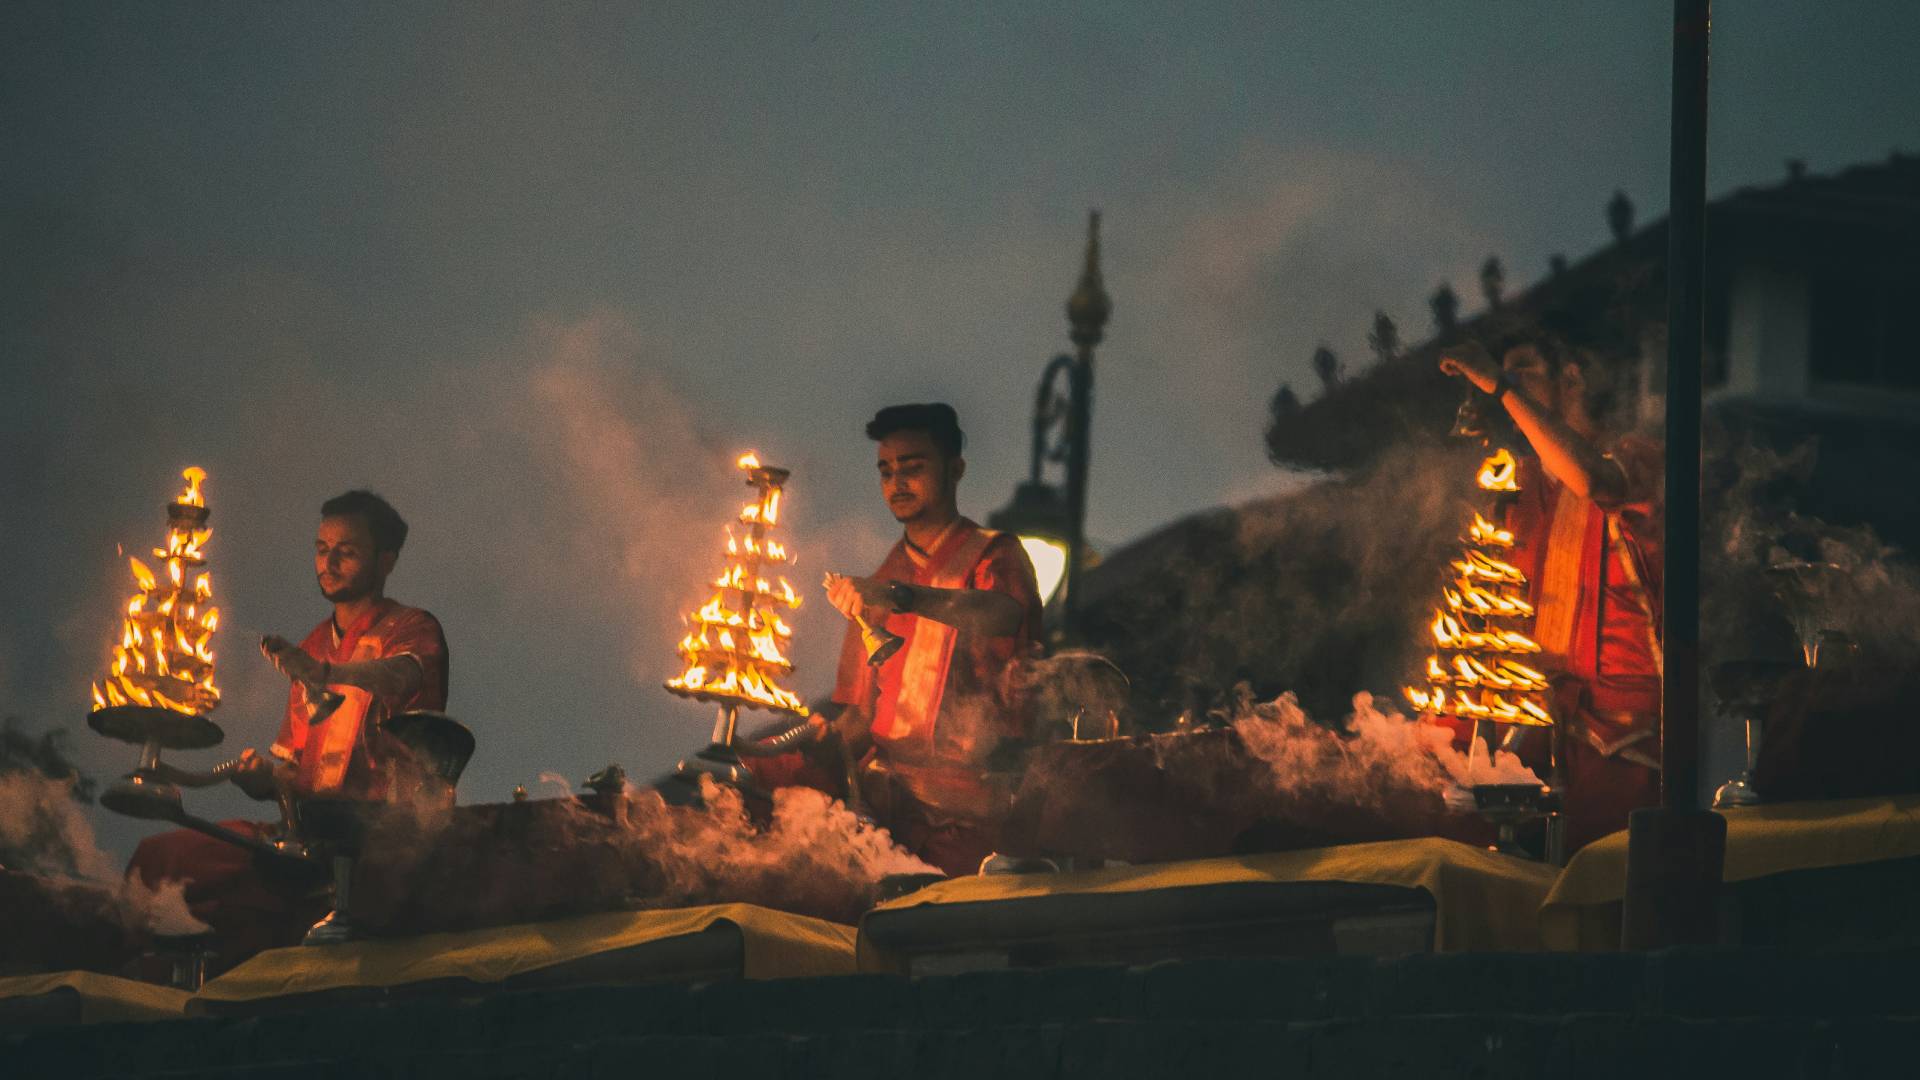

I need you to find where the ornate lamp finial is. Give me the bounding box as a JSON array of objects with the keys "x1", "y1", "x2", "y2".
[{"x1": 1067, "y1": 210, "x2": 1111, "y2": 349}]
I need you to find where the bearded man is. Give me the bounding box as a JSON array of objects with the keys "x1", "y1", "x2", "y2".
[{"x1": 126, "y1": 490, "x2": 448, "y2": 964}]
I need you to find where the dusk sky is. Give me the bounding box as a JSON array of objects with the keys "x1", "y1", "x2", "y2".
[{"x1": 5, "y1": 2, "x2": 1917, "y2": 854}]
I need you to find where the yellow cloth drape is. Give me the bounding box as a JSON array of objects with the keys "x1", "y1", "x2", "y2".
[
  {"x1": 0, "y1": 971, "x2": 190, "y2": 1023},
  {"x1": 1541, "y1": 794, "x2": 1920, "y2": 950},
  {"x1": 192, "y1": 903, "x2": 856, "y2": 1009},
  {"x1": 859, "y1": 837, "x2": 1559, "y2": 970}
]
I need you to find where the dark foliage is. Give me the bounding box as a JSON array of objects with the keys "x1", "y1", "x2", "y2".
[{"x1": 0, "y1": 715, "x2": 96, "y2": 803}]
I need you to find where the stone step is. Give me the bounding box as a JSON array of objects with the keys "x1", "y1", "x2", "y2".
[
  {"x1": 10, "y1": 948, "x2": 1920, "y2": 1078},
  {"x1": 83, "y1": 1015, "x2": 1920, "y2": 1080}
]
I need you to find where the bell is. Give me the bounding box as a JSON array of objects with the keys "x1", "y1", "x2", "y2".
[
  {"x1": 858, "y1": 615, "x2": 904, "y2": 666},
  {"x1": 1451, "y1": 388, "x2": 1492, "y2": 439}
]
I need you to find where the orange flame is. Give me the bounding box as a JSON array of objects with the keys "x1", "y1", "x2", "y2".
[
  {"x1": 1477, "y1": 448, "x2": 1518, "y2": 492},
  {"x1": 1468, "y1": 512, "x2": 1514, "y2": 547},
  {"x1": 177, "y1": 467, "x2": 207, "y2": 507},
  {"x1": 92, "y1": 469, "x2": 220, "y2": 716}
]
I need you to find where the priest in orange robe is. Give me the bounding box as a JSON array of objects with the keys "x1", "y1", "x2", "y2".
[
  {"x1": 127, "y1": 490, "x2": 448, "y2": 965},
  {"x1": 755, "y1": 404, "x2": 1042, "y2": 876},
  {"x1": 1441, "y1": 336, "x2": 1663, "y2": 850}
]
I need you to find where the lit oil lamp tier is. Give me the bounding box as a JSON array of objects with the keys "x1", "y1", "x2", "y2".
[
  {"x1": 1405, "y1": 448, "x2": 1555, "y2": 730},
  {"x1": 665, "y1": 453, "x2": 813, "y2": 787},
  {"x1": 87, "y1": 467, "x2": 228, "y2": 821},
  {"x1": 1405, "y1": 446, "x2": 1564, "y2": 860}
]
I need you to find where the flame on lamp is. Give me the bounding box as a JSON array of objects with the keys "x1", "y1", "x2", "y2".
[
  {"x1": 665, "y1": 452, "x2": 810, "y2": 716},
  {"x1": 1406, "y1": 449, "x2": 1552, "y2": 728},
  {"x1": 91, "y1": 467, "x2": 221, "y2": 716}
]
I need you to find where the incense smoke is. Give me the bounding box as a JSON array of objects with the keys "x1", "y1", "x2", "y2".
[
  {"x1": 1230, "y1": 689, "x2": 1540, "y2": 801},
  {"x1": 622, "y1": 779, "x2": 937, "y2": 918},
  {"x1": 0, "y1": 770, "x2": 207, "y2": 937},
  {"x1": 353, "y1": 774, "x2": 935, "y2": 933}
]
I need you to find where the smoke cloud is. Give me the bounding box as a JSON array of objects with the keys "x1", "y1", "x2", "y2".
[
  {"x1": 0, "y1": 770, "x2": 207, "y2": 938},
  {"x1": 624, "y1": 779, "x2": 938, "y2": 917},
  {"x1": 1231, "y1": 689, "x2": 1540, "y2": 803},
  {"x1": 354, "y1": 778, "x2": 934, "y2": 932}
]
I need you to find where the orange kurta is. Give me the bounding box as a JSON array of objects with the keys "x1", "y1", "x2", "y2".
[
  {"x1": 822, "y1": 519, "x2": 1042, "y2": 874},
  {"x1": 271, "y1": 599, "x2": 448, "y2": 797},
  {"x1": 1502, "y1": 435, "x2": 1664, "y2": 849},
  {"x1": 1504, "y1": 435, "x2": 1663, "y2": 748},
  {"x1": 832, "y1": 519, "x2": 1042, "y2": 766},
  {"x1": 127, "y1": 599, "x2": 449, "y2": 968}
]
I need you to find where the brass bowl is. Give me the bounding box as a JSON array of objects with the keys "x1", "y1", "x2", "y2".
[{"x1": 88, "y1": 705, "x2": 223, "y2": 750}]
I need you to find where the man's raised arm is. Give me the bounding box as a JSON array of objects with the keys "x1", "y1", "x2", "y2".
[
  {"x1": 1440, "y1": 344, "x2": 1629, "y2": 507},
  {"x1": 826, "y1": 574, "x2": 1025, "y2": 638},
  {"x1": 260, "y1": 635, "x2": 426, "y2": 698}
]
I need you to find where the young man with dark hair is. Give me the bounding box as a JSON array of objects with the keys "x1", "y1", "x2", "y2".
[
  {"x1": 246, "y1": 488, "x2": 449, "y2": 797},
  {"x1": 809, "y1": 403, "x2": 1043, "y2": 876},
  {"x1": 1440, "y1": 339, "x2": 1663, "y2": 850},
  {"x1": 127, "y1": 490, "x2": 449, "y2": 963}
]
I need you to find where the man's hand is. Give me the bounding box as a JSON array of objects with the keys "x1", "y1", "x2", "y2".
[
  {"x1": 229, "y1": 747, "x2": 284, "y2": 801},
  {"x1": 823, "y1": 573, "x2": 893, "y2": 627},
  {"x1": 1438, "y1": 341, "x2": 1500, "y2": 394},
  {"x1": 260, "y1": 635, "x2": 326, "y2": 687}
]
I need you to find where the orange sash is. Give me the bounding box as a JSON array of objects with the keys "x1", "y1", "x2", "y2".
[
  {"x1": 1533, "y1": 485, "x2": 1594, "y2": 664},
  {"x1": 871, "y1": 526, "x2": 997, "y2": 744},
  {"x1": 297, "y1": 636, "x2": 382, "y2": 795}
]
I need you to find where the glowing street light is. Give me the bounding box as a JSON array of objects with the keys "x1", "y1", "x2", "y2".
[{"x1": 992, "y1": 210, "x2": 1112, "y2": 640}]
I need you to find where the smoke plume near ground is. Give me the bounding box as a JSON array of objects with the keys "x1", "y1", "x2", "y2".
[
  {"x1": 0, "y1": 770, "x2": 206, "y2": 937},
  {"x1": 356, "y1": 775, "x2": 935, "y2": 932},
  {"x1": 1006, "y1": 688, "x2": 1535, "y2": 864},
  {"x1": 1231, "y1": 689, "x2": 1541, "y2": 803},
  {"x1": 623, "y1": 779, "x2": 937, "y2": 917}
]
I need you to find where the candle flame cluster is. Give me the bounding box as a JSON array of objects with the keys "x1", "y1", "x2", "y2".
[
  {"x1": 91, "y1": 467, "x2": 221, "y2": 715},
  {"x1": 1405, "y1": 448, "x2": 1553, "y2": 727},
  {"x1": 664, "y1": 452, "x2": 809, "y2": 716}
]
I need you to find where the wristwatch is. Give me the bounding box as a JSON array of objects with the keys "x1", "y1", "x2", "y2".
[
  {"x1": 886, "y1": 581, "x2": 917, "y2": 614},
  {"x1": 1489, "y1": 372, "x2": 1515, "y2": 401}
]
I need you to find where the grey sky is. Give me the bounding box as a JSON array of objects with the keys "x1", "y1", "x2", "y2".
[{"x1": 4, "y1": 2, "x2": 1916, "y2": 854}]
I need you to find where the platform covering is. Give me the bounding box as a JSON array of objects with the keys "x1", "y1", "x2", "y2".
[
  {"x1": 0, "y1": 971, "x2": 189, "y2": 1026},
  {"x1": 190, "y1": 902, "x2": 855, "y2": 1011},
  {"x1": 859, "y1": 836, "x2": 1557, "y2": 971},
  {"x1": 1540, "y1": 794, "x2": 1920, "y2": 950}
]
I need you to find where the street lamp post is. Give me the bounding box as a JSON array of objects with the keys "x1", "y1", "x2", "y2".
[
  {"x1": 1063, "y1": 211, "x2": 1112, "y2": 641},
  {"x1": 991, "y1": 212, "x2": 1110, "y2": 641}
]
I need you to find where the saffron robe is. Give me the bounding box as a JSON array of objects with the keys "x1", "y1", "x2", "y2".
[
  {"x1": 1504, "y1": 434, "x2": 1663, "y2": 757},
  {"x1": 270, "y1": 599, "x2": 449, "y2": 797},
  {"x1": 1502, "y1": 435, "x2": 1664, "y2": 850},
  {"x1": 832, "y1": 519, "x2": 1043, "y2": 768},
  {"x1": 126, "y1": 599, "x2": 448, "y2": 969}
]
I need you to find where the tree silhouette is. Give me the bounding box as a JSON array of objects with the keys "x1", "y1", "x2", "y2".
[
  {"x1": 1263, "y1": 383, "x2": 1304, "y2": 466},
  {"x1": 1607, "y1": 189, "x2": 1634, "y2": 244},
  {"x1": 1430, "y1": 282, "x2": 1460, "y2": 332},
  {"x1": 1310, "y1": 345, "x2": 1342, "y2": 393},
  {"x1": 1480, "y1": 256, "x2": 1505, "y2": 310},
  {"x1": 1367, "y1": 311, "x2": 1401, "y2": 367},
  {"x1": 0, "y1": 716, "x2": 96, "y2": 804}
]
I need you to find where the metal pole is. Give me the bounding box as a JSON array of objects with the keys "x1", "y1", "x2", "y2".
[
  {"x1": 1621, "y1": 0, "x2": 1726, "y2": 950},
  {"x1": 1063, "y1": 342, "x2": 1094, "y2": 636},
  {"x1": 1062, "y1": 212, "x2": 1111, "y2": 640},
  {"x1": 1661, "y1": 0, "x2": 1709, "y2": 812}
]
